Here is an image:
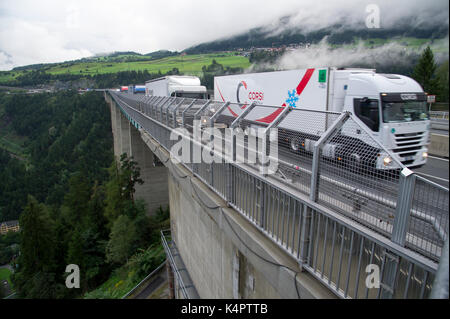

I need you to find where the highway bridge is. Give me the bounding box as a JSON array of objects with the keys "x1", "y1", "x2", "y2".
[{"x1": 104, "y1": 91, "x2": 448, "y2": 299}]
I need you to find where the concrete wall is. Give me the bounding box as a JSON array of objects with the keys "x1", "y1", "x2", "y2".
[
  {"x1": 138, "y1": 129, "x2": 336, "y2": 299},
  {"x1": 429, "y1": 133, "x2": 449, "y2": 158}
]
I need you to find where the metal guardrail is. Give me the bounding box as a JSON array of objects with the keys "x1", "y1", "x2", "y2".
[
  {"x1": 108, "y1": 91, "x2": 448, "y2": 299},
  {"x1": 121, "y1": 260, "x2": 166, "y2": 299},
  {"x1": 2, "y1": 292, "x2": 17, "y2": 299},
  {"x1": 161, "y1": 230, "x2": 199, "y2": 299},
  {"x1": 430, "y1": 111, "x2": 449, "y2": 120}
]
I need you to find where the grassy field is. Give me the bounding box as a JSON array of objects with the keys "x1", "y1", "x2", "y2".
[
  {"x1": 47, "y1": 52, "x2": 250, "y2": 76},
  {"x1": 0, "y1": 52, "x2": 251, "y2": 84},
  {"x1": 0, "y1": 72, "x2": 22, "y2": 84},
  {"x1": 84, "y1": 270, "x2": 135, "y2": 299},
  {"x1": 0, "y1": 267, "x2": 13, "y2": 288}
]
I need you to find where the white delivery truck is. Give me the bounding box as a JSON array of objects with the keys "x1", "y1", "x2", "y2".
[
  {"x1": 214, "y1": 68, "x2": 430, "y2": 169},
  {"x1": 145, "y1": 76, "x2": 208, "y2": 99}
]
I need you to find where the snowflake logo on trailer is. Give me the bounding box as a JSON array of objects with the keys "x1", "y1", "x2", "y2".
[
  {"x1": 285, "y1": 89, "x2": 299, "y2": 107},
  {"x1": 283, "y1": 68, "x2": 315, "y2": 109}
]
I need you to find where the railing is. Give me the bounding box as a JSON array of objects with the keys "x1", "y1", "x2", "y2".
[
  {"x1": 121, "y1": 261, "x2": 166, "y2": 299},
  {"x1": 161, "y1": 229, "x2": 199, "y2": 299},
  {"x1": 430, "y1": 111, "x2": 449, "y2": 121},
  {"x1": 108, "y1": 91, "x2": 448, "y2": 299}
]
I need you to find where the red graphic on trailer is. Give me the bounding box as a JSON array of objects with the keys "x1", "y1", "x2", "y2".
[{"x1": 217, "y1": 68, "x2": 315, "y2": 123}]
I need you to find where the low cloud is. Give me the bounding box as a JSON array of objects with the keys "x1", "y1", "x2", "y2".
[
  {"x1": 248, "y1": 37, "x2": 448, "y2": 73},
  {"x1": 0, "y1": 0, "x2": 448, "y2": 71}
]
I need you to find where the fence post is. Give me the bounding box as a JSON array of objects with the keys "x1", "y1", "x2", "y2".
[
  {"x1": 310, "y1": 112, "x2": 350, "y2": 202},
  {"x1": 379, "y1": 249, "x2": 399, "y2": 299},
  {"x1": 173, "y1": 98, "x2": 184, "y2": 126},
  {"x1": 431, "y1": 235, "x2": 449, "y2": 299},
  {"x1": 258, "y1": 179, "x2": 265, "y2": 228},
  {"x1": 376, "y1": 169, "x2": 416, "y2": 299},
  {"x1": 181, "y1": 99, "x2": 197, "y2": 128},
  {"x1": 163, "y1": 99, "x2": 177, "y2": 124},
  {"x1": 209, "y1": 102, "x2": 230, "y2": 187},
  {"x1": 170, "y1": 98, "x2": 185, "y2": 128},
  {"x1": 391, "y1": 168, "x2": 416, "y2": 246},
  {"x1": 226, "y1": 163, "x2": 232, "y2": 205},
  {"x1": 260, "y1": 106, "x2": 292, "y2": 176},
  {"x1": 299, "y1": 204, "x2": 311, "y2": 267}
]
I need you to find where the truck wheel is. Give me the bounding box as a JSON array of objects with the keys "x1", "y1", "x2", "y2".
[
  {"x1": 290, "y1": 137, "x2": 300, "y2": 152},
  {"x1": 349, "y1": 153, "x2": 361, "y2": 174}
]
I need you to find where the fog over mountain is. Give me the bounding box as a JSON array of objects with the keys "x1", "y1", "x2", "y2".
[
  {"x1": 274, "y1": 37, "x2": 449, "y2": 73},
  {"x1": 0, "y1": 0, "x2": 448, "y2": 70}
]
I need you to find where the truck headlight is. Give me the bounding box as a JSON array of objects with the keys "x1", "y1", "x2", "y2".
[
  {"x1": 422, "y1": 151, "x2": 428, "y2": 159},
  {"x1": 383, "y1": 156, "x2": 392, "y2": 166}
]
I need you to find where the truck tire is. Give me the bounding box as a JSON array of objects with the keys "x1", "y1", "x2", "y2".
[
  {"x1": 290, "y1": 137, "x2": 301, "y2": 152},
  {"x1": 349, "y1": 153, "x2": 362, "y2": 174}
]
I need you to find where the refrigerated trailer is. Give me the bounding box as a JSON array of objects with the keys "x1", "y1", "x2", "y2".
[
  {"x1": 214, "y1": 68, "x2": 431, "y2": 169},
  {"x1": 133, "y1": 85, "x2": 146, "y2": 94},
  {"x1": 145, "y1": 76, "x2": 208, "y2": 99},
  {"x1": 128, "y1": 84, "x2": 145, "y2": 94}
]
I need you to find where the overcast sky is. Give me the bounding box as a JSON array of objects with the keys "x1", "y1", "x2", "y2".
[{"x1": 0, "y1": 0, "x2": 448, "y2": 71}]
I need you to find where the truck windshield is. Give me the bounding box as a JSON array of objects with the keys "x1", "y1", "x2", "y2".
[{"x1": 382, "y1": 101, "x2": 429, "y2": 123}]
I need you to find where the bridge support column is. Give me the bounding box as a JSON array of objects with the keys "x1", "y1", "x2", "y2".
[
  {"x1": 107, "y1": 99, "x2": 169, "y2": 216},
  {"x1": 129, "y1": 124, "x2": 169, "y2": 215},
  {"x1": 109, "y1": 101, "x2": 122, "y2": 159},
  {"x1": 119, "y1": 110, "x2": 131, "y2": 157}
]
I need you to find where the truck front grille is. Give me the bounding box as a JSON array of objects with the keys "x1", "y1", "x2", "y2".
[{"x1": 393, "y1": 131, "x2": 426, "y2": 165}]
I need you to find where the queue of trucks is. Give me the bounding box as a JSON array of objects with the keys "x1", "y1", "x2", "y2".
[{"x1": 122, "y1": 67, "x2": 430, "y2": 170}]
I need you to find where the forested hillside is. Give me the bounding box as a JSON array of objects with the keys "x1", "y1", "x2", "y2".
[
  {"x1": 0, "y1": 91, "x2": 167, "y2": 298},
  {"x1": 0, "y1": 91, "x2": 113, "y2": 221},
  {"x1": 184, "y1": 22, "x2": 448, "y2": 54}
]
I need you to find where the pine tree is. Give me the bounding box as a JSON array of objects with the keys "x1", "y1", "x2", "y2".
[
  {"x1": 104, "y1": 154, "x2": 143, "y2": 228},
  {"x1": 106, "y1": 214, "x2": 137, "y2": 265},
  {"x1": 14, "y1": 196, "x2": 60, "y2": 298},
  {"x1": 18, "y1": 196, "x2": 56, "y2": 275},
  {"x1": 412, "y1": 46, "x2": 440, "y2": 95},
  {"x1": 436, "y1": 60, "x2": 449, "y2": 102}
]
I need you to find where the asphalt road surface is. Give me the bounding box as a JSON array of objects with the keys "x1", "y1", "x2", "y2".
[{"x1": 414, "y1": 156, "x2": 449, "y2": 188}]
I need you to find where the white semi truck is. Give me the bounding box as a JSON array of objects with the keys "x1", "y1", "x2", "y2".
[
  {"x1": 214, "y1": 68, "x2": 430, "y2": 169},
  {"x1": 145, "y1": 76, "x2": 208, "y2": 99}
]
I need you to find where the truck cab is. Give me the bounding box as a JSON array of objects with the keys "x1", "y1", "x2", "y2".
[
  {"x1": 145, "y1": 76, "x2": 208, "y2": 99},
  {"x1": 338, "y1": 70, "x2": 429, "y2": 168}
]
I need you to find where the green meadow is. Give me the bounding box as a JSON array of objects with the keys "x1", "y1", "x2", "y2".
[
  {"x1": 48, "y1": 53, "x2": 250, "y2": 76},
  {"x1": 0, "y1": 52, "x2": 251, "y2": 83}
]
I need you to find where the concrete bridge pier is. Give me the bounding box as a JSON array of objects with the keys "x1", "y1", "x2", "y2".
[
  {"x1": 130, "y1": 124, "x2": 169, "y2": 215},
  {"x1": 108, "y1": 96, "x2": 169, "y2": 216}
]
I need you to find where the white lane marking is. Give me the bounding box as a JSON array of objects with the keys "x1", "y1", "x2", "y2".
[
  {"x1": 415, "y1": 172, "x2": 449, "y2": 183},
  {"x1": 428, "y1": 155, "x2": 449, "y2": 162},
  {"x1": 431, "y1": 133, "x2": 449, "y2": 137}
]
